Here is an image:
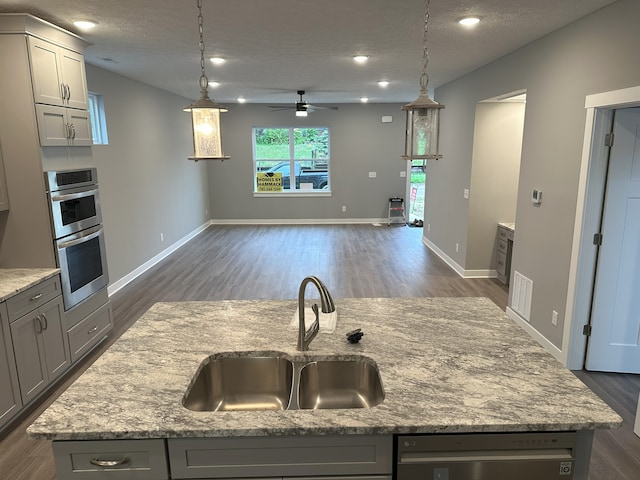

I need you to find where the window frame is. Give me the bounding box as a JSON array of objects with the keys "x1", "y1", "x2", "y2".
[
  {"x1": 252, "y1": 126, "x2": 331, "y2": 197},
  {"x1": 88, "y1": 92, "x2": 109, "y2": 145}
]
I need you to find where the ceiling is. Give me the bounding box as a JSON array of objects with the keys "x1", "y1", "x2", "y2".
[{"x1": 0, "y1": 0, "x2": 617, "y2": 106}]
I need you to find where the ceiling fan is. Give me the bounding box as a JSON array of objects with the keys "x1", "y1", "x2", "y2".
[{"x1": 269, "y1": 90, "x2": 339, "y2": 116}]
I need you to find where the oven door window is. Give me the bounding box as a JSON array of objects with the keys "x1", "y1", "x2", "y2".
[
  {"x1": 59, "y1": 195, "x2": 97, "y2": 228},
  {"x1": 66, "y1": 234, "x2": 104, "y2": 293}
]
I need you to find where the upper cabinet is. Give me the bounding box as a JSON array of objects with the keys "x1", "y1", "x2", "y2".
[{"x1": 28, "y1": 37, "x2": 89, "y2": 111}]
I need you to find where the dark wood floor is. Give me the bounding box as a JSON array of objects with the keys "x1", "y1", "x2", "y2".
[{"x1": 1, "y1": 224, "x2": 638, "y2": 479}]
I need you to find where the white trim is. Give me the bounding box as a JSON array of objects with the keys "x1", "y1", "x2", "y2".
[
  {"x1": 209, "y1": 218, "x2": 387, "y2": 225},
  {"x1": 506, "y1": 307, "x2": 564, "y2": 363},
  {"x1": 565, "y1": 85, "x2": 640, "y2": 370},
  {"x1": 463, "y1": 269, "x2": 496, "y2": 279},
  {"x1": 107, "y1": 222, "x2": 210, "y2": 297},
  {"x1": 421, "y1": 236, "x2": 465, "y2": 277}
]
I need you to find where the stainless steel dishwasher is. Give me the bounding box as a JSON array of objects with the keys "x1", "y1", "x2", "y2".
[{"x1": 396, "y1": 432, "x2": 576, "y2": 480}]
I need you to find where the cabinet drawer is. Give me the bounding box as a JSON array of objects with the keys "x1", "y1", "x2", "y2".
[
  {"x1": 496, "y1": 251, "x2": 507, "y2": 276},
  {"x1": 496, "y1": 238, "x2": 509, "y2": 255},
  {"x1": 168, "y1": 435, "x2": 393, "y2": 479},
  {"x1": 68, "y1": 301, "x2": 112, "y2": 363},
  {"x1": 7, "y1": 276, "x2": 61, "y2": 322},
  {"x1": 52, "y1": 439, "x2": 169, "y2": 480}
]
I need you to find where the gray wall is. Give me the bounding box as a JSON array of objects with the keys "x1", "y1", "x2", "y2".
[
  {"x1": 208, "y1": 104, "x2": 406, "y2": 221},
  {"x1": 53, "y1": 65, "x2": 210, "y2": 287},
  {"x1": 426, "y1": 0, "x2": 640, "y2": 349},
  {"x1": 467, "y1": 102, "x2": 524, "y2": 272}
]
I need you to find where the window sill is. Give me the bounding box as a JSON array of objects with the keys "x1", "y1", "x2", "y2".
[{"x1": 253, "y1": 191, "x2": 332, "y2": 198}]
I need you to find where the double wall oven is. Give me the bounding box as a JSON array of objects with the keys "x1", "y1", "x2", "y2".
[{"x1": 45, "y1": 168, "x2": 108, "y2": 311}]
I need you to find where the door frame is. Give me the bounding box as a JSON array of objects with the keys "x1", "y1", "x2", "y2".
[{"x1": 564, "y1": 85, "x2": 640, "y2": 370}]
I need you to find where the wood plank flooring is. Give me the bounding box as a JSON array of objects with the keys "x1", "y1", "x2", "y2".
[{"x1": 0, "y1": 224, "x2": 638, "y2": 479}]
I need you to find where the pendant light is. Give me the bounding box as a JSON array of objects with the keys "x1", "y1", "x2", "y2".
[
  {"x1": 184, "y1": 0, "x2": 229, "y2": 161},
  {"x1": 402, "y1": 0, "x2": 444, "y2": 160}
]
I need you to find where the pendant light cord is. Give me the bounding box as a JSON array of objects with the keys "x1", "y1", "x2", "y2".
[
  {"x1": 196, "y1": 0, "x2": 210, "y2": 99},
  {"x1": 420, "y1": 0, "x2": 431, "y2": 92}
]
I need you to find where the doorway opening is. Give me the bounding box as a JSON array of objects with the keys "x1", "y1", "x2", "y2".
[{"x1": 407, "y1": 159, "x2": 426, "y2": 223}]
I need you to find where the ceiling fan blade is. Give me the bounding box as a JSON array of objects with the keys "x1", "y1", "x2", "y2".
[
  {"x1": 268, "y1": 105, "x2": 296, "y2": 110},
  {"x1": 307, "y1": 104, "x2": 339, "y2": 110}
]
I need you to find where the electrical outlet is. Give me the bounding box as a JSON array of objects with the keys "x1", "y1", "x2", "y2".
[
  {"x1": 160, "y1": 233, "x2": 164, "y2": 242},
  {"x1": 400, "y1": 171, "x2": 406, "y2": 178},
  {"x1": 368, "y1": 171, "x2": 377, "y2": 178},
  {"x1": 427, "y1": 223, "x2": 431, "y2": 232},
  {"x1": 552, "y1": 310, "x2": 558, "y2": 326},
  {"x1": 455, "y1": 243, "x2": 459, "y2": 253},
  {"x1": 342, "y1": 206, "x2": 347, "y2": 212}
]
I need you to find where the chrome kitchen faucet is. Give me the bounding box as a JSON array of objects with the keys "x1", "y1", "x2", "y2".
[{"x1": 297, "y1": 276, "x2": 335, "y2": 351}]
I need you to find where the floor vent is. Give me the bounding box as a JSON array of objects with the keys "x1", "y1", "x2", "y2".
[{"x1": 511, "y1": 271, "x2": 533, "y2": 322}]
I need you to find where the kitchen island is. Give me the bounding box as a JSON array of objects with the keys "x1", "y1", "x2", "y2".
[{"x1": 28, "y1": 297, "x2": 621, "y2": 479}]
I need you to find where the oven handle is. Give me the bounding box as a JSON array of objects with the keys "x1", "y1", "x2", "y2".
[
  {"x1": 58, "y1": 226, "x2": 103, "y2": 249},
  {"x1": 51, "y1": 188, "x2": 99, "y2": 203}
]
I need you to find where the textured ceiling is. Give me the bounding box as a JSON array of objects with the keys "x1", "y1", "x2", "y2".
[{"x1": 0, "y1": 0, "x2": 618, "y2": 105}]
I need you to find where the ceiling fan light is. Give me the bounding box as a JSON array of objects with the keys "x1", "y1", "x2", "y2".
[{"x1": 296, "y1": 110, "x2": 308, "y2": 117}]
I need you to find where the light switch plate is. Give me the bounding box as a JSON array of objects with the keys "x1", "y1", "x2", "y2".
[
  {"x1": 463, "y1": 188, "x2": 469, "y2": 199},
  {"x1": 369, "y1": 172, "x2": 377, "y2": 178}
]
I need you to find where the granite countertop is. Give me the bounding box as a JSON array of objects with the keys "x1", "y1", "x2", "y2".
[
  {"x1": 499, "y1": 222, "x2": 516, "y2": 232},
  {"x1": 28, "y1": 297, "x2": 621, "y2": 441},
  {"x1": 0, "y1": 268, "x2": 60, "y2": 302}
]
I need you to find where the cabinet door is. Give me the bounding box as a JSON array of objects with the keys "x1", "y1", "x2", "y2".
[
  {"x1": 11, "y1": 312, "x2": 48, "y2": 404},
  {"x1": 67, "y1": 109, "x2": 93, "y2": 146},
  {"x1": 28, "y1": 37, "x2": 64, "y2": 107},
  {"x1": 0, "y1": 140, "x2": 8, "y2": 211},
  {"x1": 0, "y1": 303, "x2": 21, "y2": 429},
  {"x1": 60, "y1": 49, "x2": 88, "y2": 110},
  {"x1": 35, "y1": 104, "x2": 70, "y2": 146},
  {"x1": 39, "y1": 296, "x2": 70, "y2": 382}
]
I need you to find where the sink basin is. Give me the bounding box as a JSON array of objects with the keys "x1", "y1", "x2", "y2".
[
  {"x1": 298, "y1": 359, "x2": 385, "y2": 409},
  {"x1": 183, "y1": 354, "x2": 294, "y2": 411},
  {"x1": 183, "y1": 352, "x2": 384, "y2": 412}
]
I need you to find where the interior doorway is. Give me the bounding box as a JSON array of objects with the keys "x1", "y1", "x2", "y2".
[
  {"x1": 407, "y1": 159, "x2": 426, "y2": 223},
  {"x1": 565, "y1": 86, "x2": 640, "y2": 371}
]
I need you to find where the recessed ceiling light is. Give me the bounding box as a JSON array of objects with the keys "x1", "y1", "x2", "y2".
[
  {"x1": 360, "y1": 97, "x2": 369, "y2": 103},
  {"x1": 210, "y1": 57, "x2": 226, "y2": 65},
  {"x1": 237, "y1": 97, "x2": 247, "y2": 103},
  {"x1": 208, "y1": 81, "x2": 220, "y2": 88},
  {"x1": 353, "y1": 55, "x2": 369, "y2": 64},
  {"x1": 458, "y1": 16, "x2": 481, "y2": 27},
  {"x1": 378, "y1": 81, "x2": 389, "y2": 88},
  {"x1": 73, "y1": 20, "x2": 98, "y2": 30}
]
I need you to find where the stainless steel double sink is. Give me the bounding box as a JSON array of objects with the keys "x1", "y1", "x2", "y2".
[{"x1": 183, "y1": 352, "x2": 384, "y2": 412}]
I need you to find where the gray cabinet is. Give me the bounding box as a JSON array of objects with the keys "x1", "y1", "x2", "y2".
[
  {"x1": 28, "y1": 35, "x2": 91, "y2": 147},
  {"x1": 0, "y1": 302, "x2": 21, "y2": 429},
  {"x1": 52, "y1": 439, "x2": 169, "y2": 480},
  {"x1": 168, "y1": 435, "x2": 393, "y2": 480},
  {"x1": 0, "y1": 138, "x2": 8, "y2": 211},
  {"x1": 8, "y1": 276, "x2": 70, "y2": 405},
  {"x1": 496, "y1": 224, "x2": 514, "y2": 284},
  {"x1": 28, "y1": 36, "x2": 88, "y2": 110},
  {"x1": 35, "y1": 104, "x2": 92, "y2": 147},
  {"x1": 11, "y1": 295, "x2": 69, "y2": 405}
]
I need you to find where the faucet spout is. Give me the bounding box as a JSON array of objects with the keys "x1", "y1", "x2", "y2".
[{"x1": 297, "y1": 276, "x2": 335, "y2": 351}]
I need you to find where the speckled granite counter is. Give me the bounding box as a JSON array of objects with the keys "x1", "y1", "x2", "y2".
[
  {"x1": 28, "y1": 297, "x2": 621, "y2": 441},
  {"x1": 0, "y1": 268, "x2": 60, "y2": 302},
  {"x1": 499, "y1": 222, "x2": 515, "y2": 232}
]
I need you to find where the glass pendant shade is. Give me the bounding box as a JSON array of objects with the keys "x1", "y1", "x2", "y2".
[
  {"x1": 185, "y1": 97, "x2": 229, "y2": 161},
  {"x1": 402, "y1": 90, "x2": 444, "y2": 160}
]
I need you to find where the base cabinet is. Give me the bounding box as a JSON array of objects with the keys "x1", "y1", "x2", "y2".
[
  {"x1": 10, "y1": 295, "x2": 70, "y2": 405},
  {"x1": 0, "y1": 303, "x2": 21, "y2": 429},
  {"x1": 52, "y1": 435, "x2": 393, "y2": 480}
]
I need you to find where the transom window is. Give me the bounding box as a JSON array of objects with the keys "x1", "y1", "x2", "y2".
[{"x1": 253, "y1": 127, "x2": 330, "y2": 193}]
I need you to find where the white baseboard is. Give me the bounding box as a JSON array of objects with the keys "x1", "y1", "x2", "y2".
[
  {"x1": 107, "y1": 222, "x2": 210, "y2": 297},
  {"x1": 421, "y1": 236, "x2": 496, "y2": 279},
  {"x1": 506, "y1": 306, "x2": 565, "y2": 365},
  {"x1": 210, "y1": 218, "x2": 388, "y2": 225}
]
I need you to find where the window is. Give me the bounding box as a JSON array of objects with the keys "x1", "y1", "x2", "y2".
[
  {"x1": 253, "y1": 127, "x2": 330, "y2": 193},
  {"x1": 88, "y1": 92, "x2": 109, "y2": 145}
]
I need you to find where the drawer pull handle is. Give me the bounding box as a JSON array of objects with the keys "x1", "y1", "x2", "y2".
[
  {"x1": 89, "y1": 457, "x2": 130, "y2": 468},
  {"x1": 88, "y1": 325, "x2": 99, "y2": 334},
  {"x1": 30, "y1": 293, "x2": 43, "y2": 301}
]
